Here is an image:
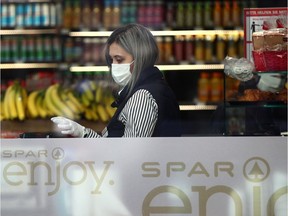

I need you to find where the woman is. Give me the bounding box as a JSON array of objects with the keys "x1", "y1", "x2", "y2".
[{"x1": 51, "y1": 23, "x2": 181, "y2": 137}]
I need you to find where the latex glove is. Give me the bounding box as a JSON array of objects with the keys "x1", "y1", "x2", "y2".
[
  {"x1": 51, "y1": 116, "x2": 85, "y2": 137},
  {"x1": 257, "y1": 74, "x2": 285, "y2": 93}
]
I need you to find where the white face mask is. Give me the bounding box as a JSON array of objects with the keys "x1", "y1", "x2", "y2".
[{"x1": 111, "y1": 61, "x2": 134, "y2": 86}]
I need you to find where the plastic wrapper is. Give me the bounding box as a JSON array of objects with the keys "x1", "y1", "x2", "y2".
[{"x1": 224, "y1": 56, "x2": 254, "y2": 82}]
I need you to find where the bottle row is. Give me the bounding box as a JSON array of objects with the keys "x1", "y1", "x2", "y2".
[
  {"x1": 197, "y1": 72, "x2": 224, "y2": 103},
  {"x1": 1, "y1": 2, "x2": 62, "y2": 28},
  {"x1": 0, "y1": 34, "x2": 244, "y2": 64},
  {"x1": 1, "y1": 36, "x2": 61, "y2": 62},
  {"x1": 64, "y1": 34, "x2": 244, "y2": 64},
  {"x1": 1, "y1": 0, "x2": 256, "y2": 30},
  {"x1": 62, "y1": 0, "x2": 252, "y2": 30}
]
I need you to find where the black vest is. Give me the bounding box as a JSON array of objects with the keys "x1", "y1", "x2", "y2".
[{"x1": 107, "y1": 66, "x2": 182, "y2": 137}]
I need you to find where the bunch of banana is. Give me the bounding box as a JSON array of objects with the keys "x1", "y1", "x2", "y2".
[
  {"x1": 75, "y1": 79, "x2": 116, "y2": 122},
  {"x1": 27, "y1": 89, "x2": 50, "y2": 119},
  {"x1": 44, "y1": 83, "x2": 83, "y2": 120},
  {"x1": 2, "y1": 82, "x2": 27, "y2": 121}
]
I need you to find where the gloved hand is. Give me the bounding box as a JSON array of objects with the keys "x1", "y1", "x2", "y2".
[
  {"x1": 257, "y1": 73, "x2": 285, "y2": 93},
  {"x1": 51, "y1": 116, "x2": 85, "y2": 137}
]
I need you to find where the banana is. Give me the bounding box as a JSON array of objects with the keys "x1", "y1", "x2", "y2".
[
  {"x1": 45, "y1": 84, "x2": 75, "y2": 119},
  {"x1": 90, "y1": 103, "x2": 99, "y2": 121},
  {"x1": 67, "y1": 90, "x2": 84, "y2": 113},
  {"x1": 21, "y1": 86, "x2": 28, "y2": 108},
  {"x1": 97, "y1": 104, "x2": 110, "y2": 122},
  {"x1": 3, "y1": 85, "x2": 12, "y2": 119},
  {"x1": 27, "y1": 90, "x2": 40, "y2": 118},
  {"x1": 6, "y1": 84, "x2": 18, "y2": 120},
  {"x1": 14, "y1": 84, "x2": 26, "y2": 121},
  {"x1": 89, "y1": 80, "x2": 97, "y2": 92},
  {"x1": 44, "y1": 84, "x2": 63, "y2": 116},
  {"x1": 80, "y1": 80, "x2": 94, "y2": 102},
  {"x1": 84, "y1": 107, "x2": 93, "y2": 120},
  {"x1": 81, "y1": 92, "x2": 91, "y2": 107},
  {"x1": 0, "y1": 98, "x2": 6, "y2": 120},
  {"x1": 60, "y1": 89, "x2": 82, "y2": 118},
  {"x1": 95, "y1": 85, "x2": 103, "y2": 103},
  {"x1": 35, "y1": 90, "x2": 48, "y2": 119},
  {"x1": 105, "y1": 104, "x2": 116, "y2": 118}
]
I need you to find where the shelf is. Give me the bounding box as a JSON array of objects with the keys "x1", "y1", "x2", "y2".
[
  {"x1": 0, "y1": 63, "x2": 59, "y2": 69},
  {"x1": 69, "y1": 29, "x2": 244, "y2": 37},
  {"x1": 0, "y1": 119, "x2": 106, "y2": 138},
  {"x1": 0, "y1": 29, "x2": 59, "y2": 35},
  {"x1": 179, "y1": 105, "x2": 217, "y2": 111},
  {"x1": 225, "y1": 101, "x2": 287, "y2": 108},
  {"x1": 69, "y1": 64, "x2": 224, "y2": 72}
]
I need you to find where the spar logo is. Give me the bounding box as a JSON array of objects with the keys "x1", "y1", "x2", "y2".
[
  {"x1": 141, "y1": 157, "x2": 287, "y2": 216},
  {"x1": 1, "y1": 147, "x2": 114, "y2": 196},
  {"x1": 243, "y1": 156, "x2": 270, "y2": 182}
]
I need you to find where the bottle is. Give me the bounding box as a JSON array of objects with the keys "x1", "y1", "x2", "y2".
[
  {"x1": 185, "y1": 35, "x2": 194, "y2": 63},
  {"x1": 232, "y1": 0, "x2": 240, "y2": 27},
  {"x1": 11, "y1": 37, "x2": 19, "y2": 62},
  {"x1": 83, "y1": 38, "x2": 92, "y2": 63},
  {"x1": 112, "y1": 0, "x2": 121, "y2": 28},
  {"x1": 74, "y1": 37, "x2": 83, "y2": 62},
  {"x1": 121, "y1": 0, "x2": 129, "y2": 25},
  {"x1": 53, "y1": 37, "x2": 61, "y2": 61},
  {"x1": 156, "y1": 37, "x2": 164, "y2": 64},
  {"x1": 72, "y1": 0, "x2": 81, "y2": 30},
  {"x1": 194, "y1": 1, "x2": 202, "y2": 28},
  {"x1": 8, "y1": 4, "x2": 16, "y2": 28},
  {"x1": 137, "y1": 1, "x2": 146, "y2": 26},
  {"x1": 82, "y1": 1, "x2": 91, "y2": 29},
  {"x1": 36, "y1": 37, "x2": 44, "y2": 61},
  {"x1": 1, "y1": 4, "x2": 8, "y2": 28},
  {"x1": 210, "y1": 72, "x2": 223, "y2": 102},
  {"x1": 43, "y1": 37, "x2": 52, "y2": 62},
  {"x1": 64, "y1": 38, "x2": 74, "y2": 63},
  {"x1": 16, "y1": 3, "x2": 24, "y2": 28},
  {"x1": 227, "y1": 34, "x2": 237, "y2": 58},
  {"x1": 21, "y1": 38, "x2": 27, "y2": 62},
  {"x1": 166, "y1": 2, "x2": 174, "y2": 29},
  {"x1": 1, "y1": 37, "x2": 9, "y2": 62},
  {"x1": 128, "y1": 1, "x2": 137, "y2": 24},
  {"x1": 164, "y1": 36, "x2": 174, "y2": 63},
  {"x1": 153, "y1": 0, "x2": 164, "y2": 29},
  {"x1": 216, "y1": 35, "x2": 226, "y2": 62},
  {"x1": 238, "y1": 33, "x2": 244, "y2": 57},
  {"x1": 27, "y1": 38, "x2": 35, "y2": 62},
  {"x1": 91, "y1": 1, "x2": 101, "y2": 30},
  {"x1": 176, "y1": 2, "x2": 184, "y2": 28},
  {"x1": 174, "y1": 36, "x2": 184, "y2": 63},
  {"x1": 103, "y1": 0, "x2": 112, "y2": 30},
  {"x1": 213, "y1": 0, "x2": 221, "y2": 27},
  {"x1": 198, "y1": 72, "x2": 210, "y2": 103},
  {"x1": 63, "y1": 0, "x2": 72, "y2": 29},
  {"x1": 222, "y1": 0, "x2": 231, "y2": 28},
  {"x1": 186, "y1": 2, "x2": 194, "y2": 28},
  {"x1": 195, "y1": 35, "x2": 204, "y2": 62},
  {"x1": 204, "y1": 35, "x2": 214, "y2": 62},
  {"x1": 41, "y1": 3, "x2": 50, "y2": 26},
  {"x1": 33, "y1": 3, "x2": 41, "y2": 27},
  {"x1": 146, "y1": 0, "x2": 154, "y2": 28},
  {"x1": 91, "y1": 38, "x2": 101, "y2": 63},
  {"x1": 203, "y1": 1, "x2": 212, "y2": 28},
  {"x1": 50, "y1": 3, "x2": 57, "y2": 27}
]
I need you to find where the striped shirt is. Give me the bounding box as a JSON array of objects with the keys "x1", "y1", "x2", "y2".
[{"x1": 84, "y1": 89, "x2": 158, "y2": 138}]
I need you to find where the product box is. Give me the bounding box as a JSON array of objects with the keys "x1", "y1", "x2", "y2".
[{"x1": 244, "y1": 7, "x2": 287, "y2": 71}]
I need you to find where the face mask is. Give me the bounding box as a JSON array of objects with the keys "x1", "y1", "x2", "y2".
[{"x1": 111, "y1": 61, "x2": 134, "y2": 86}]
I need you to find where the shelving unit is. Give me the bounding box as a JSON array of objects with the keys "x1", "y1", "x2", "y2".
[{"x1": 0, "y1": 0, "x2": 257, "y2": 136}]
